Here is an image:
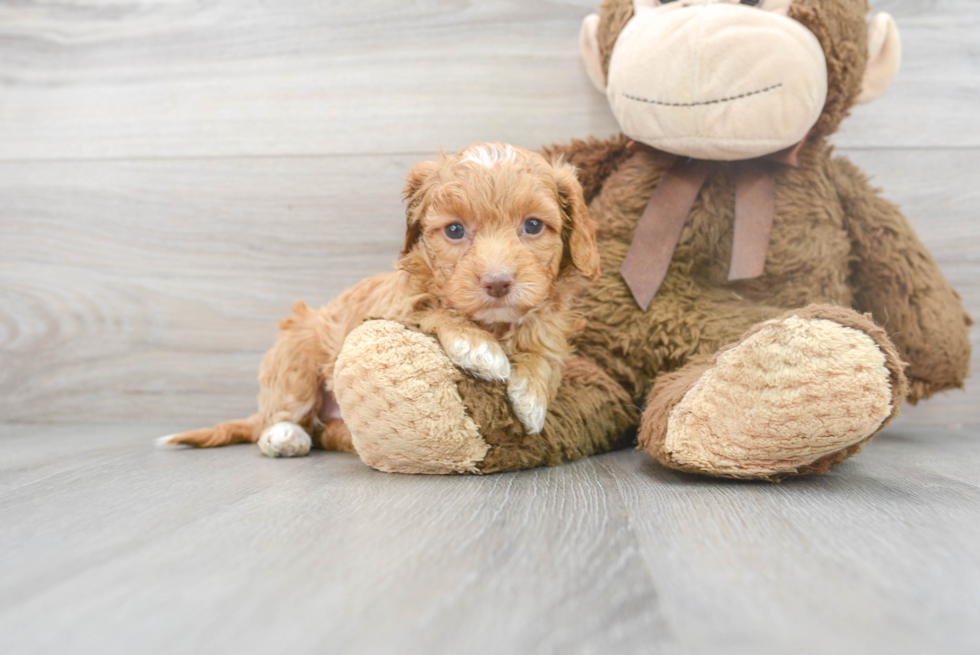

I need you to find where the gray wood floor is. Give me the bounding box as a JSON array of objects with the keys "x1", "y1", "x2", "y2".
[
  {"x1": 1, "y1": 0, "x2": 979, "y2": 653},
  {"x1": 2, "y1": 420, "x2": 979, "y2": 655}
]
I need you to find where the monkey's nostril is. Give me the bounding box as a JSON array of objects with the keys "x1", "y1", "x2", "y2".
[{"x1": 482, "y1": 275, "x2": 513, "y2": 298}]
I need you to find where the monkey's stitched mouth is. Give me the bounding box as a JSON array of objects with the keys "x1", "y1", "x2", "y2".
[{"x1": 623, "y1": 83, "x2": 783, "y2": 108}]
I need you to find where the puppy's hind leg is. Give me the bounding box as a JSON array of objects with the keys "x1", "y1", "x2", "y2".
[
  {"x1": 252, "y1": 301, "x2": 336, "y2": 458},
  {"x1": 317, "y1": 419, "x2": 355, "y2": 454},
  {"x1": 159, "y1": 414, "x2": 313, "y2": 458},
  {"x1": 257, "y1": 422, "x2": 313, "y2": 458},
  {"x1": 160, "y1": 301, "x2": 330, "y2": 458},
  {"x1": 311, "y1": 386, "x2": 356, "y2": 453}
]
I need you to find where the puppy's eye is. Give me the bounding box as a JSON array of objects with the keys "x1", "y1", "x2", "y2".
[
  {"x1": 522, "y1": 218, "x2": 544, "y2": 236},
  {"x1": 740, "y1": 0, "x2": 761, "y2": 5},
  {"x1": 444, "y1": 223, "x2": 466, "y2": 240}
]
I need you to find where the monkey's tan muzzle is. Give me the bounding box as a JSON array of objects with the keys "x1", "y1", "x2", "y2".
[{"x1": 606, "y1": 2, "x2": 828, "y2": 161}]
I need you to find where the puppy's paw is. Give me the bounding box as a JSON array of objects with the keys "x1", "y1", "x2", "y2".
[
  {"x1": 447, "y1": 336, "x2": 511, "y2": 381},
  {"x1": 507, "y1": 376, "x2": 548, "y2": 434},
  {"x1": 257, "y1": 422, "x2": 312, "y2": 458}
]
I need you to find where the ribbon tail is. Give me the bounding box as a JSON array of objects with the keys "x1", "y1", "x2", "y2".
[
  {"x1": 729, "y1": 159, "x2": 776, "y2": 282},
  {"x1": 620, "y1": 158, "x2": 711, "y2": 310}
]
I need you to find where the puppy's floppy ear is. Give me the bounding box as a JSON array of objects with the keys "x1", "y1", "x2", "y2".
[
  {"x1": 401, "y1": 159, "x2": 440, "y2": 257},
  {"x1": 553, "y1": 162, "x2": 601, "y2": 281}
]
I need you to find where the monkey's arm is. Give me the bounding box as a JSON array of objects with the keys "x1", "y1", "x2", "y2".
[
  {"x1": 541, "y1": 134, "x2": 632, "y2": 204},
  {"x1": 832, "y1": 155, "x2": 972, "y2": 403}
]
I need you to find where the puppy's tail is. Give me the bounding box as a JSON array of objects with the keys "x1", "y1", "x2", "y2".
[{"x1": 157, "y1": 415, "x2": 261, "y2": 449}]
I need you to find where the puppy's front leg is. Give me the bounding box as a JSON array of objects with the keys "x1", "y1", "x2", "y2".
[
  {"x1": 419, "y1": 310, "x2": 510, "y2": 382},
  {"x1": 507, "y1": 352, "x2": 562, "y2": 435}
]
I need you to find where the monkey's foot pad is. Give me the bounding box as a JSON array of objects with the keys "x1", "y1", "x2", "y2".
[
  {"x1": 334, "y1": 320, "x2": 489, "y2": 474},
  {"x1": 665, "y1": 315, "x2": 895, "y2": 478}
]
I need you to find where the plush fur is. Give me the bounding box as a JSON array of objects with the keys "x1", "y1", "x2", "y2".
[
  {"x1": 161, "y1": 143, "x2": 601, "y2": 455},
  {"x1": 329, "y1": 0, "x2": 971, "y2": 480}
]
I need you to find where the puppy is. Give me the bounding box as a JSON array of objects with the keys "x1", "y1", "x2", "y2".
[{"x1": 161, "y1": 142, "x2": 600, "y2": 458}]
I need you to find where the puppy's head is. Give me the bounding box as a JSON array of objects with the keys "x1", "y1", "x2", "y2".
[{"x1": 400, "y1": 142, "x2": 600, "y2": 324}]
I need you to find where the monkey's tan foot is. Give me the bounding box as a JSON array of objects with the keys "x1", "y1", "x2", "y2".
[
  {"x1": 640, "y1": 306, "x2": 908, "y2": 480},
  {"x1": 257, "y1": 421, "x2": 312, "y2": 458},
  {"x1": 333, "y1": 321, "x2": 489, "y2": 474}
]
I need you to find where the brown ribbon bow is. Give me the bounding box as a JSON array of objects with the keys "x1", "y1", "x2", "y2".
[{"x1": 620, "y1": 141, "x2": 803, "y2": 311}]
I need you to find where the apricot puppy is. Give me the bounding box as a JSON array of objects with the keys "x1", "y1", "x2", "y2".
[{"x1": 161, "y1": 142, "x2": 600, "y2": 457}]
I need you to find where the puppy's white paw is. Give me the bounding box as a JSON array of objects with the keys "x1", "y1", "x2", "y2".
[
  {"x1": 448, "y1": 337, "x2": 511, "y2": 381},
  {"x1": 258, "y1": 422, "x2": 312, "y2": 458},
  {"x1": 507, "y1": 377, "x2": 547, "y2": 434}
]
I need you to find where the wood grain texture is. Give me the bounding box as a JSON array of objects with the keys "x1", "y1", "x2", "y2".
[
  {"x1": 0, "y1": 0, "x2": 977, "y2": 161},
  {"x1": 602, "y1": 421, "x2": 980, "y2": 654},
  {"x1": 0, "y1": 421, "x2": 978, "y2": 654},
  {"x1": 0, "y1": 0, "x2": 976, "y2": 423},
  {"x1": 2, "y1": 148, "x2": 976, "y2": 423},
  {"x1": 0, "y1": 154, "x2": 414, "y2": 422},
  {"x1": 2, "y1": 1, "x2": 978, "y2": 653}
]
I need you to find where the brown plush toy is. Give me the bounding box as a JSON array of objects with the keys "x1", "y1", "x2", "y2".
[{"x1": 332, "y1": 0, "x2": 972, "y2": 480}]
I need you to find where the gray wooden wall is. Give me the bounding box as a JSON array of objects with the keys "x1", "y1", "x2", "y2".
[{"x1": 1, "y1": 0, "x2": 977, "y2": 425}]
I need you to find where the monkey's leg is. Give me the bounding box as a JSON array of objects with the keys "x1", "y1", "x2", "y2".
[
  {"x1": 639, "y1": 304, "x2": 908, "y2": 480},
  {"x1": 466, "y1": 356, "x2": 637, "y2": 474},
  {"x1": 333, "y1": 321, "x2": 637, "y2": 475}
]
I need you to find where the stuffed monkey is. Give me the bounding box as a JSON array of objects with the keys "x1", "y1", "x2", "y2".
[{"x1": 332, "y1": 0, "x2": 971, "y2": 479}]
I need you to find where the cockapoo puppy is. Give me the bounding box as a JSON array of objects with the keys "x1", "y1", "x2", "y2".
[{"x1": 161, "y1": 142, "x2": 600, "y2": 458}]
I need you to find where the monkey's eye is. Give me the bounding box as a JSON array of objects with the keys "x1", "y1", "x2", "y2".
[
  {"x1": 522, "y1": 218, "x2": 544, "y2": 236},
  {"x1": 444, "y1": 222, "x2": 466, "y2": 240}
]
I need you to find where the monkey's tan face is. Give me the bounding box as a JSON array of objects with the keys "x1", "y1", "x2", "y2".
[{"x1": 601, "y1": 0, "x2": 829, "y2": 160}]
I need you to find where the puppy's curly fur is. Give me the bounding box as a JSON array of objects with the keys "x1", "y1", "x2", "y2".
[{"x1": 161, "y1": 143, "x2": 600, "y2": 456}]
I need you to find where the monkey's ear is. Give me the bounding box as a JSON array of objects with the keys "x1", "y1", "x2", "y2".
[
  {"x1": 856, "y1": 13, "x2": 901, "y2": 104},
  {"x1": 554, "y1": 163, "x2": 601, "y2": 281},
  {"x1": 579, "y1": 13, "x2": 606, "y2": 93},
  {"x1": 401, "y1": 160, "x2": 439, "y2": 256}
]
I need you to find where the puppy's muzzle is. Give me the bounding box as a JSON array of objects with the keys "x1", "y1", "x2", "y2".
[{"x1": 482, "y1": 273, "x2": 514, "y2": 299}]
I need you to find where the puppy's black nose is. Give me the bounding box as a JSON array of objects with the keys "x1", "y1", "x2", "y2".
[{"x1": 482, "y1": 274, "x2": 513, "y2": 298}]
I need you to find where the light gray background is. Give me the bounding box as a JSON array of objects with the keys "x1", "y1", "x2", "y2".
[{"x1": 1, "y1": 1, "x2": 978, "y2": 653}]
